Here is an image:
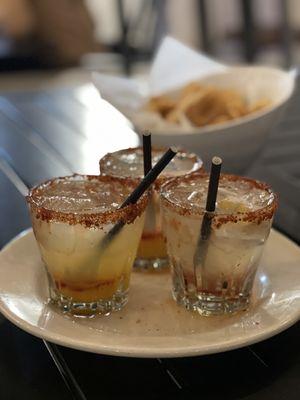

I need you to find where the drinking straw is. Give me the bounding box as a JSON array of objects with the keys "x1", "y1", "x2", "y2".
[
  {"x1": 100, "y1": 147, "x2": 177, "y2": 250},
  {"x1": 142, "y1": 131, "x2": 152, "y2": 176},
  {"x1": 193, "y1": 157, "x2": 222, "y2": 283},
  {"x1": 200, "y1": 156, "x2": 222, "y2": 240}
]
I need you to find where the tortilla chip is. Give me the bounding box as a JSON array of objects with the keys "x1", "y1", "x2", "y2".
[
  {"x1": 146, "y1": 95, "x2": 176, "y2": 117},
  {"x1": 145, "y1": 81, "x2": 270, "y2": 128}
]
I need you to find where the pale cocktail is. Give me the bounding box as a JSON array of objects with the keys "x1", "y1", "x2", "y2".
[{"x1": 161, "y1": 173, "x2": 277, "y2": 315}]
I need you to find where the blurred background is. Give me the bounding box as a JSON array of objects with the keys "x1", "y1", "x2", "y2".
[{"x1": 0, "y1": 0, "x2": 298, "y2": 91}]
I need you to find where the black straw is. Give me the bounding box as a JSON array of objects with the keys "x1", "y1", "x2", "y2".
[
  {"x1": 201, "y1": 157, "x2": 222, "y2": 240},
  {"x1": 194, "y1": 156, "x2": 223, "y2": 284},
  {"x1": 120, "y1": 147, "x2": 177, "y2": 208},
  {"x1": 205, "y1": 156, "x2": 222, "y2": 212},
  {"x1": 200, "y1": 156, "x2": 222, "y2": 240},
  {"x1": 143, "y1": 131, "x2": 152, "y2": 176},
  {"x1": 100, "y1": 147, "x2": 177, "y2": 249}
]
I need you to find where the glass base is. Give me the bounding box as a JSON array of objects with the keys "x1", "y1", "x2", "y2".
[
  {"x1": 49, "y1": 288, "x2": 128, "y2": 316},
  {"x1": 173, "y1": 291, "x2": 250, "y2": 316},
  {"x1": 134, "y1": 257, "x2": 169, "y2": 271}
]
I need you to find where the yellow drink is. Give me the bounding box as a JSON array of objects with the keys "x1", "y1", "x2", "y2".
[
  {"x1": 100, "y1": 147, "x2": 203, "y2": 270},
  {"x1": 27, "y1": 175, "x2": 147, "y2": 315}
]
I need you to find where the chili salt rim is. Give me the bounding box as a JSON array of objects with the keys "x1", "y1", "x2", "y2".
[
  {"x1": 99, "y1": 146, "x2": 204, "y2": 189},
  {"x1": 160, "y1": 172, "x2": 278, "y2": 225},
  {"x1": 26, "y1": 174, "x2": 148, "y2": 228}
]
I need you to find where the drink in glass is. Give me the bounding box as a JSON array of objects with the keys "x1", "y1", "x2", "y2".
[
  {"x1": 161, "y1": 173, "x2": 277, "y2": 315},
  {"x1": 100, "y1": 147, "x2": 203, "y2": 270},
  {"x1": 27, "y1": 174, "x2": 147, "y2": 315}
]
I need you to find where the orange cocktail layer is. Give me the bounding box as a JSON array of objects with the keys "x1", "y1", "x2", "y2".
[
  {"x1": 54, "y1": 272, "x2": 130, "y2": 302},
  {"x1": 32, "y1": 213, "x2": 145, "y2": 303},
  {"x1": 137, "y1": 232, "x2": 168, "y2": 259}
]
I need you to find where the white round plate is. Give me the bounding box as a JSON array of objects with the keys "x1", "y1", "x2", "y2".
[{"x1": 0, "y1": 229, "x2": 299, "y2": 358}]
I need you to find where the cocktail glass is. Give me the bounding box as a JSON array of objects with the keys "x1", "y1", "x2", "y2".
[
  {"x1": 161, "y1": 173, "x2": 277, "y2": 315},
  {"x1": 27, "y1": 174, "x2": 147, "y2": 315},
  {"x1": 100, "y1": 147, "x2": 203, "y2": 270}
]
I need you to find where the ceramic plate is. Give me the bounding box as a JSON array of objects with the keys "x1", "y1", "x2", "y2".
[{"x1": 0, "y1": 229, "x2": 299, "y2": 358}]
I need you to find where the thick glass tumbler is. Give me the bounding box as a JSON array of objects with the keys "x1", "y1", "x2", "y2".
[
  {"x1": 100, "y1": 147, "x2": 203, "y2": 270},
  {"x1": 27, "y1": 174, "x2": 147, "y2": 315},
  {"x1": 161, "y1": 173, "x2": 277, "y2": 315}
]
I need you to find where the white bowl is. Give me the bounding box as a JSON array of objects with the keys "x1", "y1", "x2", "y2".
[{"x1": 135, "y1": 66, "x2": 295, "y2": 173}]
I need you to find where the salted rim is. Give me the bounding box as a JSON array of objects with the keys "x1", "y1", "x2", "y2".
[
  {"x1": 99, "y1": 147, "x2": 204, "y2": 188},
  {"x1": 26, "y1": 174, "x2": 148, "y2": 227},
  {"x1": 160, "y1": 173, "x2": 278, "y2": 225}
]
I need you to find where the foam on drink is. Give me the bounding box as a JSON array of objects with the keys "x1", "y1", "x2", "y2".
[
  {"x1": 162, "y1": 176, "x2": 274, "y2": 213},
  {"x1": 100, "y1": 148, "x2": 202, "y2": 180}
]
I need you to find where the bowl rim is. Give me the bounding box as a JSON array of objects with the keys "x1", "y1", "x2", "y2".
[{"x1": 144, "y1": 65, "x2": 296, "y2": 137}]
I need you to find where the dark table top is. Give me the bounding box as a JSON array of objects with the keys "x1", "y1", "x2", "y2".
[{"x1": 0, "y1": 80, "x2": 299, "y2": 399}]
